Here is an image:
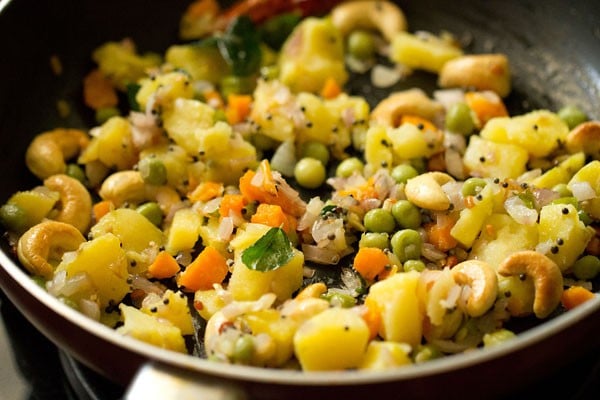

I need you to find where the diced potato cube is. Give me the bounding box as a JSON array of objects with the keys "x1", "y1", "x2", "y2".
[
  {"x1": 359, "y1": 341, "x2": 412, "y2": 370},
  {"x1": 91, "y1": 208, "x2": 164, "y2": 253},
  {"x1": 57, "y1": 233, "x2": 129, "y2": 308},
  {"x1": 469, "y1": 214, "x2": 538, "y2": 269},
  {"x1": 165, "y1": 208, "x2": 202, "y2": 254},
  {"x1": 141, "y1": 290, "x2": 194, "y2": 335},
  {"x1": 139, "y1": 144, "x2": 190, "y2": 191},
  {"x1": 296, "y1": 92, "x2": 340, "y2": 146},
  {"x1": 480, "y1": 110, "x2": 569, "y2": 158},
  {"x1": 450, "y1": 185, "x2": 495, "y2": 248},
  {"x1": 136, "y1": 71, "x2": 195, "y2": 111},
  {"x1": 117, "y1": 304, "x2": 187, "y2": 353},
  {"x1": 293, "y1": 307, "x2": 369, "y2": 371},
  {"x1": 390, "y1": 31, "x2": 463, "y2": 73},
  {"x1": 530, "y1": 152, "x2": 585, "y2": 189},
  {"x1": 364, "y1": 125, "x2": 393, "y2": 172},
  {"x1": 538, "y1": 204, "x2": 594, "y2": 271},
  {"x1": 463, "y1": 135, "x2": 528, "y2": 179},
  {"x1": 388, "y1": 123, "x2": 442, "y2": 160},
  {"x1": 279, "y1": 17, "x2": 348, "y2": 93},
  {"x1": 242, "y1": 309, "x2": 298, "y2": 367},
  {"x1": 194, "y1": 288, "x2": 227, "y2": 321},
  {"x1": 7, "y1": 189, "x2": 59, "y2": 230},
  {"x1": 165, "y1": 44, "x2": 229, "y2": 84},
  {"x1": 78, "y1": 116, "x2": 137, "y2": 170},
  {"x1": 162, "y1": 98, "x2": 215, "y2": 155},
  {"x1": 568, "y1": 160, "x2": 600, "y2": 219},
  {"x1": 365, "y1": 271, "x2": 423, "y2": 348}
]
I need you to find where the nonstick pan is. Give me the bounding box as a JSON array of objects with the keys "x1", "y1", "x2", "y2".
[{"x1": 1, "y1": 0, "x2": 599, "y2": 399}]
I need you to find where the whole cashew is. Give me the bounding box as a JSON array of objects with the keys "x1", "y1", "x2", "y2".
[
  {"x1": 17, "y1": 220, "x2": 86, "y2": 279},
  {"x1": 371, "y1": 88, "x2": 444, "y2": 127},
  {"x1": 565, "y1": 121, "x2": 600, "y2": 159},
  {"x1": 44, "y1": 174, "x2": 92, "y2": 233},
  {"x1": 331, "y1": 0, "x2": 407, "y2": 42},
  {"x1": 99, "y1": 170, "x2": 181, "y2": 214},
  {"x1": 25, "y1": 129, "x2": 90, "y2": 180},
  {"x1": 497, "y1": 250, "x2": 563, "y2": 319},
  {"x1": 404, "y1": 171, "x2": 455, "y2": 211},
  {"x1": 438, "y1": 54, "x2": 512, "y2": 98},
  {"x1": 451, "y1": 260, "x2": 498, "y2": 317}
]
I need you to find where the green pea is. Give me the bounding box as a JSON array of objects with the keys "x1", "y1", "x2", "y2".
[
  {"x1": 321, "y1": 291, "x2": 357, "y2": 308},
  {"x1": 391, "y1": 229, "x2": 422, "y2": 262},
  {"x1": 232, "y1": 335, "x2": 255, "y2": 363},
  {"x1": 482, "y1": 329, "x2": 516, "y2": 347},
  {"x1": 390, "y1": 164, "x2": 419, "y2": 184},
  {"x1": 445, "y1": 102, "x2": 475, "y2": 135},
  {"x1": 391, "y1": 200, "x2": 421, "y2": 229},
  {"x1": 558, "y1": 105, "x2": 588, "y2": 130},
  {"x1": 552, "y1": 183, "x2": 572, "y2": 198},
  {"x1": 410, "y1": 157, "x2": 427, "y2": 174},
  {"x1": 364, "y1": 208, "x2": 396, "y2": 233},
  {"x1": 0, "y1": 203, "x2": 28, "y2": 232},
  {"x1": 294, "y1": 157, "x2": 326, "y2": 189},
  {"x1": 66, "y1": 163, "x2": 87, "y2": 185},
  {"x1": 403, "y1": 259, "x2": 426, "y2": 273},
  {"x1": 220, "y1": 75, "x2": 255, "y2": 98},
  {"x1": 578, "y1": 209, "x2": 592, "y2": 225},
  {"x1": 136, "y1": 202, "x2": 164, "y2": 226},
  {"x1": 359, "y1": 232, "x2": 390, "y2": 249},
  {"x1": 347, "y1": 30, "x2": 376, "y2": 60},
  {"x1": 336, "y1": 157, "x2": 364, "y2": 178},
  {"x1": 138, "y1": 157, "x2": 167, "y2": 186},
  {"x1": 461, "y1": 177, "x2": 487, "y2": 197},
  {"x1": 413, "y1": 344, "x2": 442, "y2": 363},
  {"x1": 31, "y1": 275, "x2": 46, "y2": 289},
  {"x1": 572, "y1": 255, "x2": 600, "y2": 280},
  {"x1": 301, "y1": 141, "x2": 330, "y2": 166},
  {"x1": 95, "y1": 107, "x2": 120, "y2": 124}
]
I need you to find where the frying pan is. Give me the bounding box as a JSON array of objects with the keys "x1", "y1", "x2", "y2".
[{"x1": 1, "y1": 0, "x2": 599, "y2": 398}]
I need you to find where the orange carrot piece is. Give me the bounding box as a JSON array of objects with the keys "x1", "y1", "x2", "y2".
[
  {"x1": 425, "y1": 215, "x2": 458, "y2": 252},
  {"x1": 219, "y1": 193, "x2": 247, "y2": 218},
  {"x1": 92, "y1": 200, "x2": 114, "y2": 222},
  {"x1": 362, "y1": 300, "x2": 382, "y2": 340},
  {"x1": 251, "y1": 203, "x2": 297, "y2": 233},
  {"x1": 464, "y1": 91, "x2": 508, "y2": 127},
  {"x1": 226, "y1": 94, "x2": 253, "y2": 125},
  {"x1": 188, "y1": 181, "x2": 224, "y2": 202},
  {"x1": 148, "y1": 251, "x2": 181, "y2": 279},
  {"x1": 561, "y1": 286, "x2": 596, "y2": 310},
  {"x1": 177, "y1": 246, "x2": 229, "y2": 291},
  {"x1": 353, "y1": 247, "x2": 390, "y2": 281},
  {"x1": 400, "y1": 114, "x2": 438, "y2": 132},
  {"x1": 83, "y1": 69, "x2": 118, "y2": 110},
  {"x1": 320, "y1": 77, "x2": 342, "y2": 99}
]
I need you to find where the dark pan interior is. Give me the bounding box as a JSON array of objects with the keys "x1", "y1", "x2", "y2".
[{"x1": 0, "y1": 0, "x2": 599, "y2": 387}]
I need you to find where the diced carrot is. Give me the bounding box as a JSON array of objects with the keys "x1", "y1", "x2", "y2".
[
  {"x1": 362, "y1": 300, "x2": 382, "y2": 340},
  {"x1": 320, "y1": 77, "x2": 342, "y2": 99},
  {"x1": 425, "y1": 214, "x2": 458, "y2": 252},
  {"x1": 464, "y1": 91, "x2": 508, "y2": 127},
  {"x1": 561, "y1": 286, "x2": 596, "y2": 310},
  {"x1": 400, "y1": 114, "x2": 438, "y2": 133},
  {"x1": 83, "y1": 69, "x2": 118, "y2": 110},
  {"x1": 251, "y1": 203, "x2": 297, "y2": 234},
  {"x1": 219, "y1": 193, "x2": 247, "y2": 219},
  {"x1": 187, "y1": 181, "x2": 224, "y2": 203},
  {"x1": 177, "y1": 246, "x2": 229, "y2": 291},
  {"x1": 92, "y1": 200, "x2": 114, "y2": 222},
  {"x1": 226, "y1": 94, "x2": 253, "y2": 125},
  {"x1": 353, "y1": 247, "x2": 390, "y2": 281},
  {"x1": 147, "y1": 251, "x2": 181, "y2": 279}
]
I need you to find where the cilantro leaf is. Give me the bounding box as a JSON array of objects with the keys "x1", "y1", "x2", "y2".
[{"x1": 241, "y1": 227, "x2": 294, "y2": 272}]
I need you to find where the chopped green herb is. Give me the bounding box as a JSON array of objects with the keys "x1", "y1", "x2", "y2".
[{"x1": 242, "y1": 227, "x2": 294, "y2": 272}]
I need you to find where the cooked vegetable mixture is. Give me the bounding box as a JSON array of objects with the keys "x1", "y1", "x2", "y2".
[{"x1": 2, "y1": 0, "x2": 599, "y2": 371}]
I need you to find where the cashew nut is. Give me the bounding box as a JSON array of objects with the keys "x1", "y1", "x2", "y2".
[
  {"x1": 451, "y1": 260, "x2": 498, "y2": 317},
  {"x1": 438, "y1": 54, "x2": 511, "y2": 98},
  {"x1": 371, "y1": 88, "x2": 444, "y2": 127},
  {"x1": 25, "y1": 129, "x2": 90, "y2": 180},
  {"x1": 565, "y1": 121, "x2": 600, "y2": 159},
  {"x1": 44, "y1": 174, "x2": 92, "y2": 233},
  {"x1": 17, "y1": 220, "x2": 86, "y2": 279},
  {"x1": 331, "y1": 0, "x2": 407, "y2": 42},
  {"x1": 404, "y1": 171, "x2": 455, "y2": 210},
  {"x1": 497, "y1": 250, "x2": 563, "y2": 319},
  {"x1": 295, "y1": 282, "x2": 327, "y2": 300},
  {"x1": 98, "y1": 170, "x2": 181, "y2": 215}
]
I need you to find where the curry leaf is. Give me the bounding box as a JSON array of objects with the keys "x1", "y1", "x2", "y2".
[
  {"x1": 242, "y1": 227, "x2": 294, "y2": 272},
  {"x1": 217, "y1": 15, "x2": 262, "y2": 77}
]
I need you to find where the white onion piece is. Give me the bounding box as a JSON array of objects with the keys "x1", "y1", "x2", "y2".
[
  {"x1": 570, "y1": 181, "x2": 596, "y2": 201},
  {"x1": 504, "y1": 196, "x2": 538, "y2": 225},
  {"x1": 371, "y1": 64, "x2": 402, "y2": 88},
  {"x1": 270, "y1": 140, "x2": 296, "y2": 177},
  {"x1": 79, "y1": 299, "x2": 101, "y2": 321},
  {"x1": 301, "y1": 244, "x2": 341, "y2": 265},
  {"x1": 433, "y1": 89, "x2": 465, "y2": 110}
]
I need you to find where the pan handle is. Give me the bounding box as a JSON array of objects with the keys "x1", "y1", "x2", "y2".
[{"x1": 125, "y1": 362, "x2": 248, "y2": 400}]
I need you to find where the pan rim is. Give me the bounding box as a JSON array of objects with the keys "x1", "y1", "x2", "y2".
[{"x1": 1, "y1": 246, "x2": 599, "y2": 386}]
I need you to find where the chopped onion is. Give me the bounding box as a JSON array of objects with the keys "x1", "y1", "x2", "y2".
[
  {"x1": 218, "y1": 216, "x2": 235, "y2": 241},
  {"x1": 301, "y1": 244, "x2": 341, "y2": 265},
  {"x1": 371, "y1": 64, "x2": 402, "y2": 88},
  {"x1": 570, "y1": 181, "x2": 596, "y2": 201},
  {"x1": 433, "y1": 89, "x2": 465, "y2": 110},
  {"x1": 79, "y1": 299, "x2": 101, "y2": 321},
  {"x1": 504, "y1": 195, "x2": 538, "y2": 225},
  {"x1": 270, "y1": 140, "x2": 296, "y2": 177}
]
